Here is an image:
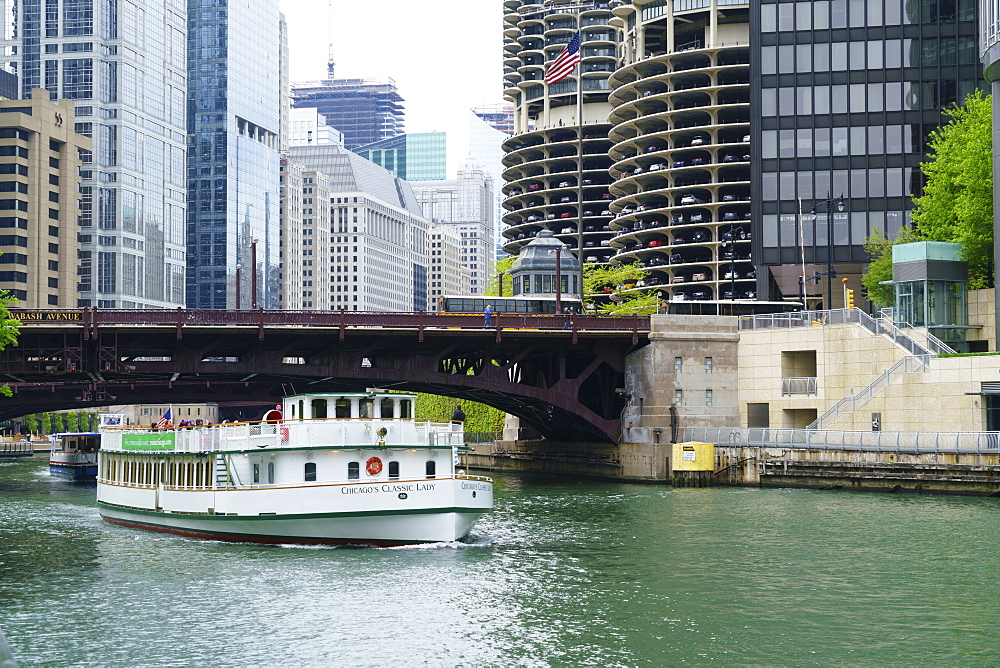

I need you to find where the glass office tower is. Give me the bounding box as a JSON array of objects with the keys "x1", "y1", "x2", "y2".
[
  {"x1": 187, "y1": 0, "x2": 281, "y2": 309},
  {"x1": 354, "y1": 132, "x2": 447, "y2": 181},
  {"x1": 754, "y1": 0, "x2": 981, "y2": 307},
  {"x1": 0, "y1": 0, "x2": 188, "y2": 308}
]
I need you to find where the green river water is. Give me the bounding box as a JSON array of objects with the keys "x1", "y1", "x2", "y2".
[{"x1": 0, "y1": 458, "x2": 998, "y2": 667}]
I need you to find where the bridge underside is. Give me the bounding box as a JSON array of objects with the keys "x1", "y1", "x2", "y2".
[{"x1": 0, "y1": 324, "x2": 647, "y2": 443}]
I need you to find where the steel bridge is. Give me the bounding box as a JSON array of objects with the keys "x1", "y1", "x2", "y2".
[{"x1": 0, "y1": 309, "x2": 650, "y2": 443}]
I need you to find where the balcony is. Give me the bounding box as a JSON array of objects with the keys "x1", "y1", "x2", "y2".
[{"x1": 781, "y1": 377, "x2": 817, "y2": 396}]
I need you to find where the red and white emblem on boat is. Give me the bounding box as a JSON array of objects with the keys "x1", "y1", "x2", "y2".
[
  {"x1": 279, "y1": 426, "x2": 289, "y2": 441},
  {"x1": 365, "y1": 457, "x2": 383, "y2": 476}
]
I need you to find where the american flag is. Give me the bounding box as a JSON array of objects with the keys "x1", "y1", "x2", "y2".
[
  {"x1": 156, "y1": 408, "x2": 171, "y2": 429},
  {"x1": 544, "y1": 32, "x2": 582, "y2": 85}
]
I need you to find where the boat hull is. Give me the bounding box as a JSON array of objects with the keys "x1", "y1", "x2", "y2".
[
  {"x1": 98, "y1": 502, "x2": 486, "y2": 546},
  {"x1": 49, "y1": 454, "x2": 98, "y2": 481}
]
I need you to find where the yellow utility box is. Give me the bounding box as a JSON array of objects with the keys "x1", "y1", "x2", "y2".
[{"x1": 671, "y1": 441, "x2": 715, "y2": 472}]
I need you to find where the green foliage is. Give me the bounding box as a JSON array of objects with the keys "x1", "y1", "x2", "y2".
[
  {"x1": 49, "y1": 412, "x2": 64, "y2": 433},
  {"x1": 861, "y1": 226, "x2": 924, "y2": 307},
  {"x1": 0, "y1": 289, "x2": 18, "y2": 398},
  {"x1": 40, "y1": 413, "x2": 51, "y2": 434},
  {"x1": 415, "y1": 394, "x2": 504, "y2": 435},
  {"x1": 583, "y1": 263, "x2": 660, "y2": 315},
  {"x1": 910, "y1": 91, "x2": 994, "y2": 288},
  {"x1": 65, "y1": 412, "x2": 79, "y2": 432},
  {"x1": 485, "y1": 255, "x2": 516, "y2": 296},
  {"x1": 81, "y1": 411, "x2": 94, "y2": 431},
  {"x1": 22, "y1": 414, "x2": 37, "y2": 434}
]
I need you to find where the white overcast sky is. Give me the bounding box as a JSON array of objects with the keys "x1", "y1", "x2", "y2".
[{"x1": 279, "y1": 0, "x2": 506, "y2": 175}]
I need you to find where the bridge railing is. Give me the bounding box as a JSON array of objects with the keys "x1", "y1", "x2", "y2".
[
  {"x1": 684, "y1": 426, "x2": 1000, "y2": 454},
  {"x1": 29, "y1": 308, "x2": 650, "y2": 333}
]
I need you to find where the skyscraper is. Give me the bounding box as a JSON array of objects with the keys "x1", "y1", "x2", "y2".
[
  {"x1": 469, "y1": 105, "x2": 513, "y2": 255},
  {"x1": 605, "y1": 0, "x2": 981, "y2": 309},
  {"x1": 0, "y1": 91, "x2": 91, "y2": 307},
  {"x1": 411, "y1": 158, "x2": 495, "y2": 294},
  {"x1": 354, "y1": 132, "x2": 447, "y2": 181},
  {"x1": 0, "y1": 0, "x2": 188, "y2": 308},
  {"x1": 289, "y1": 144, "x2": 429, "y2": 311},
  {"x1": 291, "y1": 63, "x2": 405, "y2": 151},
  {"x1": 754, "y1": 0, "x2": 981, "y2": 307},
  {"x1": 186, "y1": 0, "x2": 282, "y2": 309},
  {"x1": 604, "y1": 1, "x2": 752, "y2": 305},
  {"x1": 500, "y1": 2, "x2": 618, "y2": 278}
]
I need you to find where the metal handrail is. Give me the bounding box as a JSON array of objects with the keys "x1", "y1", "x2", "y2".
[
  {"x1": 807, "y1": 355, "x2": 930, "y2": 430},
  {"x1": 684, "y1": 426, "x2": 1000, "y2": 454}
]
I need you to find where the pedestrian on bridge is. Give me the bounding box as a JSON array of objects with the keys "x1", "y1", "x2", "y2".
[{"x1": 484, "y1": 304, "x2": 493, "y2": 328}]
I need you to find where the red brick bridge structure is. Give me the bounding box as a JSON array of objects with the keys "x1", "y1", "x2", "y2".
[{"x1": 0, "y1": 309, "x2": 651, "y2": 443}]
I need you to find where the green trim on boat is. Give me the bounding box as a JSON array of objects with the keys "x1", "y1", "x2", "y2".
[{"x1": 97, "y1": 501, "x2": 485, "y2": 521}]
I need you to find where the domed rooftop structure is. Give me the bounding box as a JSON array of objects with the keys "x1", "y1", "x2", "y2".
[{"x1": 509, "y1": 230, "x2": 581, "y2": 297}]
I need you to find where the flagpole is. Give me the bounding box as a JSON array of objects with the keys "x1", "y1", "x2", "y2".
[{"x1": 575, "y1": 54, "x2": 584, "y2": 302}]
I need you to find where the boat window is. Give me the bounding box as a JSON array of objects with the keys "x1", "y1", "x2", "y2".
[
  {"x1": 304, "y1": 462, "x2": 316, "y2": 482},
  {"x1": 380, "y1": 398, "x2": 394, "y2": 418},
  {"x1": 388, "y1": 461, "x2": 399, "y2": 479},
  {"x1": 360, "y1": 398, "x2": 374, "y2": 418},
  {"x1": 425, "y1": 460, "x2": 436, "y2": 479},
  {"x1": 335, "y1": 398, "x2": 351, "y2": 418},
  {"x1": 253, "y1": 464, "x2": 260, "y2": 483},
  {"x1": 311, "y1": 399, "x2": 328, "y2": 419},
  {"x1": 400, "y1": 400, "x2": 412, "y2": 419},
  {"x1": 347, "y1": 461, "x2": 359, "y2": 479},
  {"x1": 298, "y1": 399, "x2": 304, "y2": 418},
  {"x1": 267, "y1": 462, "x2": 274, "y2": 484}
]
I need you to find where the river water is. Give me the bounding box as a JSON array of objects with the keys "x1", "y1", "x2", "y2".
[{"x1": 1, "y1": 458, "x2": 998, "y2": 667}]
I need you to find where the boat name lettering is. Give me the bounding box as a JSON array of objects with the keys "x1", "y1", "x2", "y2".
[
  {"x1": 340, "y1": 486, "x2": 381, "y2": 495},
  {"x1": 340, "y1": 483, "x2": 437, "y2": 495},
  {"x1": 462, "y1": 482, "x2": 491, "y2": 491}
]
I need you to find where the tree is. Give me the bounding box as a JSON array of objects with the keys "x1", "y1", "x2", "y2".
[
  {"x1": 485, "y1": 255, "x2": 516, "y2": 297},
  {"x1": 861, "y1": 226, "x2": 924, "y2": 307},
  {"x1": 66, "y1": 411, "x2": 79, "y2": 432},
  {"x1": 910, "y1": 91, "x2": 994, "y2": 288},
  {"x1": 583, "y1": 263, "x2": 660, "y2": 315},
  {"x1": 23, "y1": 414, "x2": 38, "y2": 435},
  {"x1": 0, "y1": 289, "x2": 18, "y2": 398},
  {"x1": 40, "y1": 413, "x2": 51, "y2": 435}
]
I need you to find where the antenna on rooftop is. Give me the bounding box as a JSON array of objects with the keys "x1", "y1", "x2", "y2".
[{"x1": 326, "y1": 0, "x2": 335, "y2": 79}]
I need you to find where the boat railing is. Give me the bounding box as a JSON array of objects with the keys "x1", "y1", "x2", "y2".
[
  {"x1": 119, "y1": 474, "x2": 491, "y2": 492},
  {"x1": 101, "y1": 418, "x2": 466, "y2": 453}
]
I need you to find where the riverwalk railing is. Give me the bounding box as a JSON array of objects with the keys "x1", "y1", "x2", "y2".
[
  {"x1": 0, "y1": 441, "x2": 33, "y2": 458},
  {"x1": 684, "y1": 426, "x2": 1000, "y2": 454}
]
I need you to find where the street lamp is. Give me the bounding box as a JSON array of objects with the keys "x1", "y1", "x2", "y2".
[
  {"x1": 549, "y1": 245, "x2": 563, "y2": 313},
  {"x1": 249, "y1": 239, "x2": 259, "y2": 309},
  {"x1": 235, "y1": 264, "x2": 242, "y2": 310},
  {"x1": 809, "y1": 194, "x2": 845, "y2": 310}
]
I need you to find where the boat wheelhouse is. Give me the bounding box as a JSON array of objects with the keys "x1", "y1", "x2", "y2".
[
  {"x1": 49, "y1": 431, "x2": 102, "y2": 480},
  {"x1": 96, "y1": 392, "x2": 493, "y2": 546}
]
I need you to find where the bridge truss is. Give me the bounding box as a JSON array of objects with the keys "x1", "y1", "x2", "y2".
[{"x1": 0, "y1": 309, "x2": 650, "y2": 443}]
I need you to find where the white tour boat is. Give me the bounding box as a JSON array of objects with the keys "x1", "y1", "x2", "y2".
[{"x1": 96, "y1": 391, "x2": 493, "y2": 546}]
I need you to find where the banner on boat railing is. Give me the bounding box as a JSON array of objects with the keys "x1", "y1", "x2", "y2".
[{"x1": 122, "y1": 433, "x2": 176, "y2": 451}]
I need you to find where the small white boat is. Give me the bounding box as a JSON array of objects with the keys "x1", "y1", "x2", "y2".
[
  {"x1": 96, "y1": 391, "x2": 493, "y2": 546},
  {"x1": 50, "y1": 415, "x2": 123, "y2": 480},
  {"x1": 49, "y1": 431, "x2": 101, "y2": 480}
]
